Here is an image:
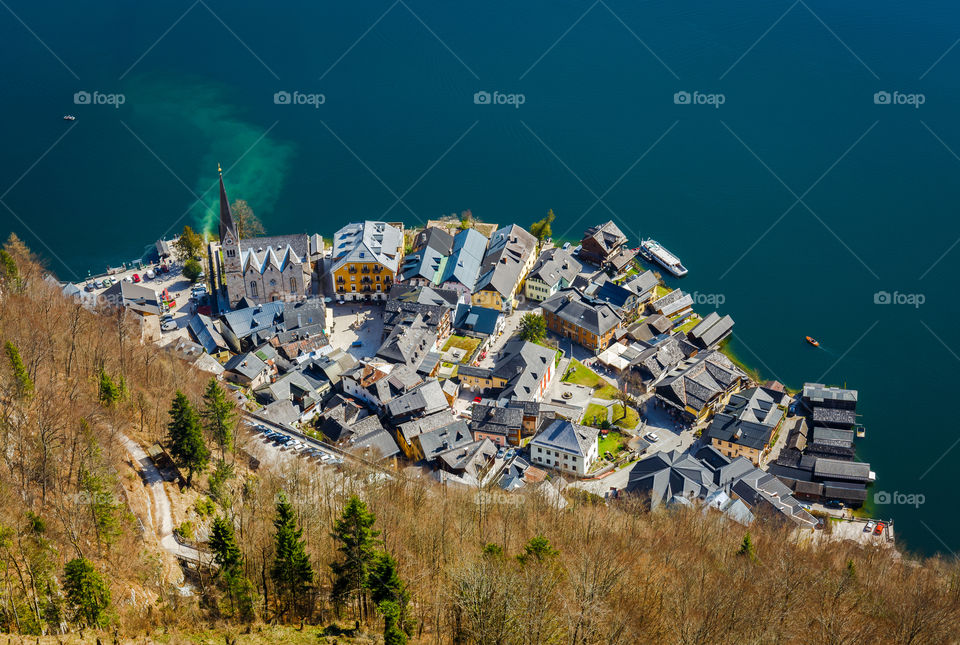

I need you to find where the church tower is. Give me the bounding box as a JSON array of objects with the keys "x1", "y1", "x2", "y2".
[{"x1": 218, "y1": 165, "x2": 242, "y2": 275}]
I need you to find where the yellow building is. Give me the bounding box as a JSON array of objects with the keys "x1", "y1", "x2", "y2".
[{"x1": 331, "y1": 221, "x2": 404, "y2": 302}]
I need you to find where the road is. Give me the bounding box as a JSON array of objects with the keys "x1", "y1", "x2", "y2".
[{"x1": 119, "y1": 434, "x2": 204, "y2": 566}]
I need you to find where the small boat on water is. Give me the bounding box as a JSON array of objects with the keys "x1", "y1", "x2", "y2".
[
  {"x1": 63, "y1": 115, "x2": 76, "y2": 121},
  {"x1": 806, "y1": 336, "x2": 820, "y2": 347},
  {"x1": 640, "y1": 239, "x2": 688, "y2": 277}
]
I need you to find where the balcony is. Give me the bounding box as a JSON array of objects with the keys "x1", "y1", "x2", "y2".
[
  {"x1": 348, "y1": 267, "x2": 358, "y2": 274},
  {"x1": 361, "y1": 267, "x2": 370, "y2": 274}
]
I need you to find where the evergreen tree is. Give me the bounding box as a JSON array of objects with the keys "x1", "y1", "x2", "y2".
[
  {"x1": 211, "y1": 515, "x2": 254, "y2": 619},
  {"x1": 270, "y1": 493, "x2": 314, "y2": 620},
  {"x1": 369, "y1": 551, "x2": 411, "y2": 637},
  {"x1": 530, "y1": 209, "x2": 556, "y2": 243},
  {"x1": 737, "y1": 532, "x2": 756, "y2": 561},
  {"x1": 517, "y1": 534, "x2": 559, "y2": 565},
  {"x1": 330, "y1": 495, "x2": 381, "y2": 620},
  {"x1": 4, "y1": 341, "x2": 32, "y2": 399},
  {"x1": 0, "y1": 248, "x2": 19, "y2": 291},
  {"x1": 201, "y1": 377, "x2": 236, "y2": 458},
  {"x1": 62, "y1": 557, "x2": 110, "y2": 628},
  {"x1": 379, "y1": 600, "x2": 407, "y2": 645},
  {"x1": 517, "y1": 313, "x2": 547, "y2": 344},
  {"x1": 166, "y1": 391, "x2": 210, "y2": 486},
  {"x1": 97, "y1": 368, "x2": 126, "y2": 407}
]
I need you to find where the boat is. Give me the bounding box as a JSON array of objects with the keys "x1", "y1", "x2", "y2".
[
  {"x1": 855, "y1": 425, "x2": 866, "y2": 439},
  {"x1": 806, "y1": 336, "x2": 820, "y2": 347},
  {"x1": 63, "y1": 115, "x2": 76, "y2": 121},
  {"x1": 640, "y1": 239, "x2": 688, "y2": 277}
]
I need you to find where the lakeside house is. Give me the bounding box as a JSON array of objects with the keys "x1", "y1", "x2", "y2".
[
  {"x1": 398, "y1": 226, "x2": 455, "y2": 286},
  {"x1": 331, "y1": 221, "x2": 404, "y2": 302},
  {"x1": 436, "y1": 228, "x2": 488, "y2": 297},
  {"x1": 472, "y1": 224, "x2": 538, "y2": 312},
  {"x1": 703, "y1": 387, "x2": 785, "y2": 466},
  {"x1": 524, "y1": 246, "x2": 582, "y2": 302},
  {"x1": 654, "y1": 350, "x2": 747, "y2": 423},
  {"x1": 579, "y1": 220, "x2": 628, "y2": 268}
]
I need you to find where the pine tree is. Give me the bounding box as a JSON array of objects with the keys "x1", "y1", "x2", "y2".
[
  {"x1": 211, "y1": 515, "x2": 254, "y2": 619},
  {"x1": 517, "y1": 313, "x2": 547, "y2": 344},
  {"x1": 379, "y1": 600, "x2": 407, "y2": 645},
  {"x1": 517, "y1": 534, "x2": 558, "y2": 565},
  {"x1": 201, "y1": 377, "x2": 236, "y2": 459},
  {"x1": 330, "y1": 495, "x2": 381, "y2": 621},
  {"x1": 369, "y1": 551, "x2": 411, "y2": 637},
  {"x1": 737, "y1": 532, "x2": 756, "y2": 561},
  {"x1": 4, "y1": 341, "x2": 33, "y2": 399},
  {"x1": 62, "y1": 557, "x2": 110, "y2": 628},
  {"x1": 166, "y1": 391, "x2": 210, "y2": 486},
  {"x1": 270, "y1": 493, "x2": 314, "y2": 621}
]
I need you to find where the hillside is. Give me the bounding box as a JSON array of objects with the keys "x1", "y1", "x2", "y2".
[{"x1": 0, "y1": 235, "x2": 958, "y2": 644}]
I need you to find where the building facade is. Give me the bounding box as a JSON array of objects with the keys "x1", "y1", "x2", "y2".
[{"x1": 331, "y1": 221, "x2": 404, "y2": 302}]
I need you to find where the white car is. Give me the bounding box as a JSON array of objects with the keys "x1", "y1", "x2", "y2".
[
  {"x1": 644, "y1": 432, "x2": 660, "y2": 443},
  {"x1": 161, "y1": 321, "x2": 178, "y2": 332},
  {"x1": 864, "y1": 521, "x2": 876, "y2": 533}
]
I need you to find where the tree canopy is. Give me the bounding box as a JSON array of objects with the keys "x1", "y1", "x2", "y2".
[
  {"x1": 518, "y1": 313, "x2": 547, "y2": 344},
  {"x1": 166, "y1": 390, "x2": 210, "y2": 486}
]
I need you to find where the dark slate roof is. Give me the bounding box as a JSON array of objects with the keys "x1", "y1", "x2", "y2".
[
  {"x1": 439, "y1": 228, "x2": 487, "y2": 291},
  {"x1": 626, "y1": 450, "x2": 717, "y2": 508},
  {"x1": 436, "y1": 439, "x2": 497, "y2": 478},
  {"x1": 813, "y1": 458, "x2": 871, "y2": 482},
  {"x1": 469, "y1": 404, "x2": 523, "y2": 436},
  {"x1": 388, "y1": 284, "x2": 461, "y2": 308},
  {"x1": 453, "y1": 304, "x2": 502, "y2": 336},
  {"x1": 239, "y1": 234, "x2": 310, "y2": 260},
  {"x1": 418, "y1": 420, "x2": 473, "y2": 460},
  {"x1": 812, "y1": 407, "x2": 857, "y2": 426},
  {"x1": 383, "y1": 301, "x2": 449, "y2": 336},
  {"x1": 188, "y1": 314, "x2": 227, "y2": 354},
  {"x1": 282, "y1": 298, "x2": 326, "y2": 330},
  {"x1": 656, "y1": 351, "x2": 747, "y2": 415},
  {"x1": 705, "y1": 387, "x2": 783, "y2": 450},
  {"x1": 622, "y1": 270, "x2": 658, "y2": 296},
  {"x1": 222, "y1": 301, "x2": 285, "y2": 339},
  {"x1": 397, "y1": 410, "x2": 458, "y2": 443},
  {"x1": 541, "y1": 288, "x2": 622, "y2": 336},
  {"x1": 413, "y1": 226, "x2": 455, "y2": 256},
  {"x1": 376, "y1": 314, "x2": 437, "y2": 369},
  {"x1": 529, "y1": 420, "x2": 597, "y2": 458},
  {"x1": 385, "y1": 379, "x2": 448, "y2": 419},
  {"x1": 223, "y1": 352, "x2": 268, "y2": 380},
  {"x1": 582, "y1": 221, "x2": 627, "y2": 253},
  {"x1": 492, "y1": 340, "x2": 556, "y2": 401},
  {"x1": 348, "y1": 424, "x2": 400, "y2": 461}
]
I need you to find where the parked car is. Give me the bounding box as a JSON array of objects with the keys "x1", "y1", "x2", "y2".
[
  {"x1": 351, "y1": 340, "x2": 363, "y2": 348},
  {"x1": 145, "y1": 269, "x2": 156, "y2": 280},
  {"x1": 874, "y1": 522, "x2": 886, "y2": 535},
  {"x1": 473, "y1": 396, "x2": 482, "y2": 403},
  {"x1": 824, "y1": 500, "x2": 844, "y2": 510},
  {"x1": 496, "y1": 447, "x2": 506, "y2": 459},
  {"x1": 864, "y1": 521, "x2": 876, "y2": 533},
  {"x1": 123, "y1": 276, "x2": 133, "y2": 283},
  {"x1": 161, "y1": 321, "x2": 177, "y2": 332},
  {"x1": 132, "y1": 273, "x2": 141, "y2": 283},
  {"x1": 94, "y1": 280, "x2": 104, "y2": 289},
  {"x1": 644, "y1": 432, "x2": 660, "y2": 442},
  {"x1": 84, "y1": 283, "x2": 95, "y2": 292}
]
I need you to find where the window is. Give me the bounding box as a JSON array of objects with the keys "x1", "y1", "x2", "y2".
[
  {"x1": 270, "y1": 279, "x2": 277, "y2": 287},
  {"x1": 250, "y1": 282, "x2": 258, "y2": 297},
  {"x1": 226, "y1": 249, "x2": 235, "y2": 258},
  {"x1": 290, "y1": 277, "x2": 296, "y2": 292}
]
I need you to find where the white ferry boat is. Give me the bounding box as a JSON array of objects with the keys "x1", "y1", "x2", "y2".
[{"x1": 640, "y1": 239, "x2": 688, "y2": 277}]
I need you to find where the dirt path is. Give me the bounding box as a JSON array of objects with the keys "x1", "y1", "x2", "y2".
[{"x1": 119, "y1": 434, "x2": 203, "y2": 565}]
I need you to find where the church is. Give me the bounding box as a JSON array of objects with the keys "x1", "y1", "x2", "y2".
[{"x1": 217, "y1": 169, "x2": 322, "y2": 308}]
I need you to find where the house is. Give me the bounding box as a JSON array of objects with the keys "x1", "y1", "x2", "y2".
[
  {"x1": 383, "y1": 298, "x2": 452, "y2": 342},
  {"x1": 630, "y1": 334, "x2": 688, "y2": 384},
  {"x1": 457, "y1": 339, "x2": 556, "y2": 402},
  {"x1": 223, "y1": 352, "x2": 271, "y2": 388},
  {"x1": 654, "y1": 350, "x2": 747, "y2": 423},
  {"x1": 346, "y1": 421, "x2": 401, "y2": 463},
  {"x1": 583, "y1": 280, "x2": 640, "y2": 318},
  {"x1": 472, "y1": 224, "x2": 537, "y2": 312},
  {"x1": 806, "y1": 426, "x2": 857, "y2": 460},
  {"x1": 541, "y1": 288, "x2": 623, "y2": 352},
  {"x1": 579, "y1": 221, "x2": 627, "y2": 267},
  {"x1": 187, "y1": 313, "x2": 230, "y2": 360},
  {"x1": 220, "y1": 301, "x2": 286, "y2": 352},
  {"x1": 102, "y1": 281, "x2": 163, "y2": 316},
  {"x1": 385, "y1": 380, "x2": 449, "y2": 425},
  {"x1": 704, "y1": 387, "x2": 785, "y2": 466},
  {"x1": 395, "y1": 410, "x2": 462, "y2": 460},
  {"x1": 398, "y1": 226, "x2": 454, "y2": 286},
  {"x1": 650, "y1": 289, "x2": 694, "y2": 318},
  {"x1": 687, "y1": 312, "x2": 735, "y2": 349},
  {"x1": 254, "y1": 361, "x2": 333, "y2": 414},
  {"x1": 528, "y1": 419, "x2": 599, "y2": 476},
  {"x1": 435, "y1": 439, "x2": 497, "y2": 485},
  {"x1": 217, "y1": 173, "x2": 319, "y2": 307},
  {"x1": 341, "y1": 361, "x2": 423, "y2": 412},
  {"x1": 627, "y1": 446, "x2": 816, "y2": 526},
  {"x1": 621, "y1": 270, "x2": 658, "y2": 306},
  {"x1": 451, "y1": 304, "x2": 504, "y2": 348},
  {"x1": 375, "y1": 314, "x2": 439, "y2": 375},
  {"x1": 331, "y1": 221, "x2": 404, "y2": 301},
  {"x1": 469, "y1": 404, "x2": 524, "y2": 446},
  {"x1": 524, "y1": 247, "x2": 582, "y2": 301},
  {"x1": 314, "y1": 394, "x2": 372, "y2": 443},
  {"x1": 387, "y1": 283, "x2": 461, "y2": 309},
  {"x1": 437, "y1": 228, "x2": 487, "y2": 297},
  {"x1": 415, "y1": 419, "x2": 473, "y2": 462}
]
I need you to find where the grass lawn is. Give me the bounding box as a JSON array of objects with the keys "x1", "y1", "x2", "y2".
[
  {"x1": 675, "y1": 315, "x2": 702, "y2": 334},
  {"x1": 442, "y1": 335, "x2": 481, "y2": 361},
  {"x1": 611, "y1": 403, "x2": 640, "y2": 430},
  {"x1": 653, "y1": 285, "x2": 672, "y2": 300},
  {"x1": 583, "y1": 403, "x2": 608, "y2": 426},
  {"x1": 562, "y1": 359, "x2": 619, "y2": 400},
  {"x1": 598, "y1": 430, "x2": 628, "y2": 456}
]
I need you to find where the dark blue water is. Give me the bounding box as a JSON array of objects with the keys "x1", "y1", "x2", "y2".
[{"x1": 3, "y1": 0, "x2": 959, "y2": 555}]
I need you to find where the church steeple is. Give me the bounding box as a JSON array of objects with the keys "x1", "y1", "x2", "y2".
[{"x1": 218, "y1": 163, "x2": 238, "y2": 243}]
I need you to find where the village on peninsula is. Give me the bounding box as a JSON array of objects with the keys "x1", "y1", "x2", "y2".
[{"x1": 62, "y1": 170, "x2": 887, "y2": 547}]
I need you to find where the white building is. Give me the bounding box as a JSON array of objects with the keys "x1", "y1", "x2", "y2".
[{"x1": 528, "y1": 419, "x2": 599, "y2": 477}]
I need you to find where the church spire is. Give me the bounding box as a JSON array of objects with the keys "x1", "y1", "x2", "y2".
[{"x1": 218, "y1": 163, "x2": 237, "y2": 242}]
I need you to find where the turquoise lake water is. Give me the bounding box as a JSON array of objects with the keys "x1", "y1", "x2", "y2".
[{"x1": 2, "y1": 0, "x2": 960, "y2": 555}]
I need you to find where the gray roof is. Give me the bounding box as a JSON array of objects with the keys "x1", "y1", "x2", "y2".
[
  {"x1": 439, "y1": 228, "x2": 487, "y2": 291},
  {"x1": 656, "y1": 351, "x2": 747, "y2": 415},
  {"x1": 802, "y1": 383, "x2": 858, "y2": 405},
  {"x1": 627, "y1": 450, "x2": 718, "y2": 508},
  {"x1": 397, "y1": 409, "x2": 459, "y2": 443},
  {"x1": 705, "y1": 387, "x2": 784, "y2": 451},
  {"x1": 376, "y1": 314, "x2": 437, "y2": 369},
  {"x1": 528, "y1": 247, "x2": 581, "y2": 288},
  {"x1": 385, "y1": 379, "x2": 448, "y2": 420},
  {"x1": 348, "y1": 424, "x2": 400, "y2": 461},
  {"x1": 582, "y1": 221, "x2": 627, "y2": 253},
  {"x1": 388, "y1": 283, "x2": 461, "y2": 307},
  {"x1": 331, "y1": 221, "x2": 403, "y2": 273},
  {"x1": 476, "y1": 224, "x2": 537, "y2": 298},
  {"x1": 813, "y1": 458, "x2": 871, "y2": 482},
  {"x1": 541, "y1": 288, "x2": 623, "y2": 336},
  {"x1": 469, "y1": 404, "x2": 523, "y2": 436},
  {"x1": 413, "y1": 226, "x2": 454, "y2": 255},
  {"x1": 222, "y1": 301, "x2": 285, "y2": 339},
  {"x1": 812, "y1": 407, "x2": 857, "y2": 426},
  {"x1": 529, "y1": 420, "x2": 598, "y2": 458},
  {"x1": 417, "y1": 419, "x2": 472, "y2": 461},
  {"x1": 187, "y1": 314, "x2": 227, "y2": 354},
  {"x1": 223, "y1": 352, "x2": 268, "y2": 380},
  {"x1": 689, "y1": 312, "x2": 735, "y2": 348},
  {"x1": 622, "y1": 270, "x2": 658, "y2": 296},
  {"x1": 436, "y1": 438, "x2": 497, "y2": 478},
  {"x1": 453, "y1": 304, "x2": 502, "y2": 336},
  {"x1": 491, "y1": 340, "x2": 556, "y2": 401}
]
